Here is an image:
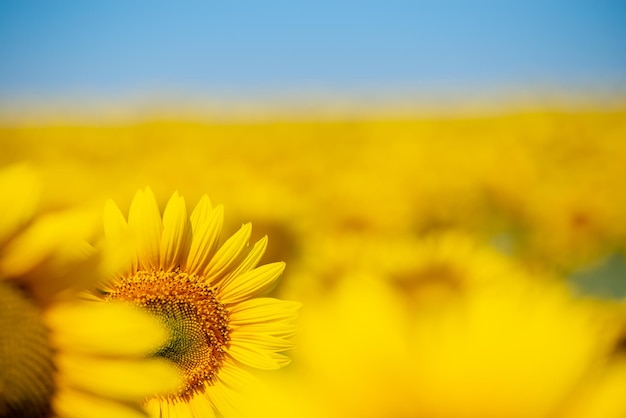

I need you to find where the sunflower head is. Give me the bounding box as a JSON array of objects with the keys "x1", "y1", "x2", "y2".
[
  {"x1": 0, "y1": 165, "x2": 181, "y2": 418},
  {"x1": 101, "y1": 188, "x2": 299, "y2": 416}
]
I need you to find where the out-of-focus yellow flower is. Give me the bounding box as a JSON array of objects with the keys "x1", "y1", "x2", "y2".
[
  {"x1": 0, "y1": 164, "x2": 180, "y2": 418},
  {"x1": 408, "y1": 281, "x2": 615, "y2": 418},
  {"x1": 2, "y1": 109, "x2": 626, "y2": 267},
  {"x1": 0, "y1": 164, "x2": 40, "y2": 246},
  {"x1": 295, "y1": 238, "x2": 620, "y2": 418},
  {"x1": 521, "y1": 179, "x2": 621, "y2": 268},
  {"x1": 2, "y1": 106, "x2": 626, "y2": 417},
  {"x1": 557, "y1": 355, "x2": 626, "y2": 418},
  {"x1": 297, "y1": 274, "x2": 414, "y2": 418},
  {"x1": 235, "y1": 371, "x2": 328, "y2": 418},
  {"x1": 378, "y1": 231, "x2": 533, "y2": 309},
  {"x1": 100, "y1": 188, "x2": 299, "y2": 418},
  {"x1": 481, "y1": 121, "x2": 626, "y2": 269},
  {"x1": 289, "y1": 229, "x2": 549, "y2": 307}
]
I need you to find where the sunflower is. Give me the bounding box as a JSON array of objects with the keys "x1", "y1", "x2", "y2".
[
  {"x1": 0, "y1": 164, "x2": 181, "y2": 418},
  {"x1": 99, "y1": 188, "x2": 299, "y2": 418},
  {"x1": 296, "y1": 263, "x2": 618, "y2": 418}
]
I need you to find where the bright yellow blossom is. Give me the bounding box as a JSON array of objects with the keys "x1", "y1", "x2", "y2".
[
  {"x1": 99, "y1": 188, "x2": 299, "y2": 418},
  {"x1": 0, "y1": 164, "x2": 180, "y2": 418}
]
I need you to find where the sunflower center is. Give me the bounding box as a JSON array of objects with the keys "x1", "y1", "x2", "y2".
[
  {"x1": 105, "y1": 270, "x2": 230, "y2": 401},
  {"x1": 0, "y1": 280, "x2": 55, "y2": 418}
]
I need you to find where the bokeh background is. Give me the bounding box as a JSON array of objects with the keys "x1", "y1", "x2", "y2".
[{"x1": 2, "y1": 1, "x2": 626, "y2": 417}]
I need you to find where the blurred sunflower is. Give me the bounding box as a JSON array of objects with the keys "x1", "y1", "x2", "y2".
[
  {"x1": 557, "y1": 355, "x2": 626, "y2": 418},
  {"x1": 407, "y1": 279, "x2": 617, "y2": 418},
  {"x1": 0, "y1": 164, "x2": 181, "y2": 418},
  {"x1": 296, "y1": 235, "x2": 621, "y2": 418},
  {"x1": 99, "y1": 188, "x2": 299, "y2": 418}
]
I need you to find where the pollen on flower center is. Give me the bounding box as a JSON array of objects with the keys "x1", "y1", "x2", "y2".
[{"x1": 105, "y1": 270, "x2": 230, "y2": 401}]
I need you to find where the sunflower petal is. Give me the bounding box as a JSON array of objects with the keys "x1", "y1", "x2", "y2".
[
  {"x1": 188, "y1": 395, "x2": 216, "y2": 418},
  {"x1": 45, "y1": 301, "x2": 169, "y2": 356},
  {"x1": 185, "y1": 197, "x2": 223, "y2": 274},
  {"x1": 206, "y1": 375, "x2": 241, "y2": 418},
  {"x1": 169, "y1": 399, "x2": 194, "y2": 418},
  {"x1": 143, "y1": 398, "x2": 162, "y2": 418},
  {"x1": 128, "y1": 188, "x2": 162, "y2": 270},
  {"x1": 160, "y1": 191, "x2": 188, "y2": 271},
  {"x1": 233, "y1": 323, "x2": 299, "y2": 339},
  {"x1": 204, "y1": 223, "x2": 252, "y2": 283},
  {"x1": 0, "y1": 163, "x2": 39, "y2": 246},
  {"x1": 103, "y1": 199, "x2": 136, "y2": 275},
  {"x1": 53, "y1": 387, "x2": 146, "y2": 418},
  {"x1": 221, "y1": 236, "x2": 268, "y2": 284},
  {"x1": 218, "y1": 358, "x2": 259, "y2": 388},
  {"x1": 56, "y1": 354, "x2": 181, "y2": 401},
  {"x1": 229, "y1": 298, "x2": 301, "y2": 326},
  {"x1": 220, "y1": 262, "x2": 285, "y2": 304},
  {"x1": 0, "y1": 208, "x2": 99, "y2": 280},
  {"x1": 103, "y1": 200, "x2": 129, "y2": 249},
  {"x1": 230, "y1": 332, "x2": 296, "y2": 351},
  {"x1": 228, "y1": 342, "x2": 291, "y2": 370}
]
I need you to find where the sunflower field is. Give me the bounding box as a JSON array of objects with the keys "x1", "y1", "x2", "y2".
[{"x1": 1, "y1": 105, "x2": 626, "y2": 418}]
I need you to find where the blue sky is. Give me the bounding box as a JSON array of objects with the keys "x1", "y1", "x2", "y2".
[{"x1": 0, "y1": 1, "x2": 625, "y2": 101}]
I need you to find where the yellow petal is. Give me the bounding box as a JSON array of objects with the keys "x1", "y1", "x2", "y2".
[
  {"x1": 221, "y1": 236, "x2": 268, "y2": 284},
  {"x1": 56, "y1": 353, "x2": 181, "y2": 401},
  {"x1": 185, "y1": 197, "x2": 223, "y2": 274},
  {"x1": 160, "y1": 191, "x2": 189, "y2": 271},
  {"x1": 0, "y1": 207, "x2": 99, "y2": 279},
  {"x1": 45, "y1": 301, "x2": 169, "y2": 356},
  {"x1": 0, "y1": 163, "x2": 39, "y2": 246},
  {"x1": 53, "y1": 386, "x2": 147, "y2": 418},
  {"x1": 204, "y1": 360, "x2": 257, "y2": 418},
  {"x1": 204, "y1": 223, "x2": 252, "y2": 283},
  {"x1": 169, "y1": 400, "x2": 194, "y2": 418},
  {"x1": 159, "y1": 401, "x2": 172, "y2": 418},
  {"x1": 220, "y1": 262, "x2": 285, "y2": 304},
  {"x1": 103, "y1": 199, "x2": 136, "y2": 273},
  {"x1": 217, "y1": 358, "x2": 258, "y2": 388},
  {"x1": 228, "y1": 341, "x2": 291, "y2": 370},
  {"x1": 230, "y1": 332, "x2": 296, "y2": 351},
  {"x1": 206, "y1": 378, "x2": 240, "y2": 418},
  {"x1": 229, "y1": 298, "x2": 301, "y2": 326},
  {"x1": 25, "y1": 240, "x2": 101, "y2": 302},
  {"x1": 103, "y1": 199, "x2": 129, "y2": 248},
  {"x1": 128, "y1": 188, "x2": 162, "y2": 270},
  {"x1": 232, "y1": 323, "x2": 299, "y2": 339},
  {"x1": 188, "y1": 394, "x2": 216, "y2": 418},
  {"x1": 143, "y1": 398, "x2": 163, "y2": 418}
]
